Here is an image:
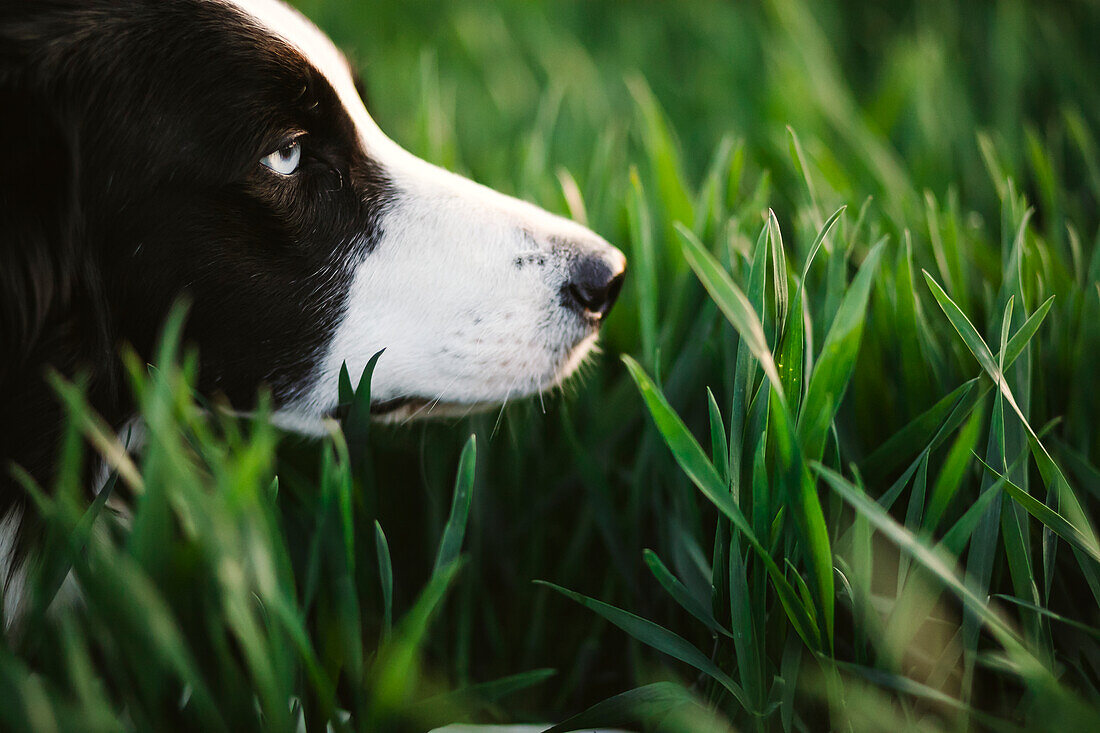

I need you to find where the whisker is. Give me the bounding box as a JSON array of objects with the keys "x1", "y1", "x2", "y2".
[
  {"x1": 401, "y1": 372, "x2": 462, "y2": 425},
  {"x1": 491, "y1": 374, "x2": 521, "y2": 438}
]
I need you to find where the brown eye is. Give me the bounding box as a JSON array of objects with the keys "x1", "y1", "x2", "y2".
[{"x1": 260, "y1": 140, "x2": 301, "y2": 175}]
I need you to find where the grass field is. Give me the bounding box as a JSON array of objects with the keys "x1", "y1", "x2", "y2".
[{"x1": 5, "y1": 0, "x2": 1100, "y2": 730}]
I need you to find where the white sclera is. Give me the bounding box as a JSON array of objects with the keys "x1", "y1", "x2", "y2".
[{"x1": 260, "y1": 140, "x2": 301, "y2": 175}]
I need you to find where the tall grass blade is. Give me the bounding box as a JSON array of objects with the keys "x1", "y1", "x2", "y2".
[
  {"x1": 729, "y1": 222, "x2": 772, "y2": 491},
  {"x1": 535, "y1": 581, "x2": 751, "y2": 709},
  {"x1": 624, "y1": 355, "x2": 822, "y2": 649},
  {"x1": 375, "y1": 521, "x2": 394, "y2": 641},
  {"x1": 924, "y1": 274, "x2": 1100, "y2": 567},
  {"x1": 977, "y1": 457, "x2": 1100, "y2": 563},
  {"x1": 643, "y1": 549, "x2": 732, "y2": 638},
  {"x1": 432, "y1": 435, "x2": 477, "y2": 578},
  {"x1": 799, "y1": 238, "x2": 886, "y2": 459},
  {"x1": 627, "y1": 76, "x2": 694, "y2": 233},
  {"x1": 627, "y1": 169, "x2": 660, "y2": 369},
  {"x1": 812, "y1": 462, "x2": 1042, "y2": 676},
  {"x1": 675, "y1": 225, "x2": 785, "y2": 402},
  {"x1": 768, "y1": 210, "x2": 790, "y2": 332}
]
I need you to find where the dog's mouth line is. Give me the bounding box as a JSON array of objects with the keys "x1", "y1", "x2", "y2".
[
  {"x1": 370, "y1": 396, "x2": 421, "y2": 415},
  {"x1": 327, "y1": 395, "x2": 490, "y2": 421},
  {"x1": 326, "y1": 397, "x2": 419, "y2": 420}
]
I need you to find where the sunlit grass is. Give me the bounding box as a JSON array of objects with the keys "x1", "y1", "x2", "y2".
[{"x1": 5, "y1": 0, "x2": 1100, "y2": 730}]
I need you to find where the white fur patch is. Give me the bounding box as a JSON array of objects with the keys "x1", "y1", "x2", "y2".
[{"x1": 225, "y1": 0, "x2": 625, "y2": 430}]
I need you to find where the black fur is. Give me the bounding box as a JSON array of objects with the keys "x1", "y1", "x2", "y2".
[{"x1": 0, "y1": 0, "x2": 394, "y2": 589}]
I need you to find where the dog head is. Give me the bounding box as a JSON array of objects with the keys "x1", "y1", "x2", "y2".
[{"x1": 0, "y1": 0, "x2": 626, "y2": 453}]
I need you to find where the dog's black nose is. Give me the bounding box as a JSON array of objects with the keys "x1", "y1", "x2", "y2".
[{"x1": 564, "y1": 255, "x2": 626, "y2": 320}]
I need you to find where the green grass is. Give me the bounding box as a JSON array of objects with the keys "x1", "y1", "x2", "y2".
[{"x1": 5, "y1": 0, "x2": 1100, "y2": 730}]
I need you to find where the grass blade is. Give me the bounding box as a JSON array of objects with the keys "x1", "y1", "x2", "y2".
[
  {"x1": 730, "y1": 221, "x2": 772, "y2": 489},
  {"x1": 812, "y1": 462, "x2": 1039, "y2": 674},
  {"x1": 344, "y1": 349, "x2": 385, "y2": 452},
  {"x1": 798, "y1": 239, "x2": 886, "y2": 459},
  {"x1": 375, "y1": 521, "x2": 394, "y2": 641},
  {"x1": 675, "y1": 225, "x2": 785, "y2": 403},
  {"x1": 772, "y1": 394, "x2": 835, "y2": 644},
  {"x1": 627, "y1": 76, "x2": 694, "y2": 234},
  {"x1": 543, "y1": 682, "x2": 700, "y2": 733},
  {"x1": 707, "y1": 387, "x2": 730, "y2": 486},
  {"x1": 924, "y1": 274, "x2": 1100, "y2": 567},
  {"x1": 371, "y1": 562, "x2": 461, "y2": 714},
  {"x1": 992, "y1": 595, "x2": 1100, "y2": 640},
  {"x1": 768, "y1": 209, "x2": 790, "y2": 332},
  {"x1": 535, "y1": 581, "x2": 751, "y2": 709},
  {"x1": 432, "y1": 434, "x2": 477, "y2": 578},
  {"x1": 624, "y1": 355, "x2": 822, "y2": 649},
  {"x1": 977, "y1": 457, "x2": 1100, "y2": 563},
  {"x1": 627, "y1": 168, "x2": 660, "y2": 369},
  {"x1": 644, "y1": 549, "x2": 732, "y2": 638}
]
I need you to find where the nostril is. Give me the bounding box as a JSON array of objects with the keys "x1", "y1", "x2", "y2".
[
  {"x1": 568, "y1": 282, "x2": 605, "y2": 312},
  {"x1": 564, "y1": 257, "x2": 627, "y2": 320}
]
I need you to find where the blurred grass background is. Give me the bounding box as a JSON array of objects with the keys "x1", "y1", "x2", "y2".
[
  {"x1": 293, "y1": 0, "x2": 1100, "y2": 719},
  {"x1": 299, "y1": 0, "x2": 1100, "y2": 219},
  {"x1": 6, "y1": 0, "x2": 1100, "y2": 730}
]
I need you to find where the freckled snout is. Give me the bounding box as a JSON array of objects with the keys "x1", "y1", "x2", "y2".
[{"x1": 560, "y1": 241, "x2": 627, "y2": 322}]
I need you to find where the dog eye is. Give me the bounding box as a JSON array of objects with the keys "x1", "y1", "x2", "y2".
[{"x1": 260, "y1": 140, "x2": 302, "y2": 175}]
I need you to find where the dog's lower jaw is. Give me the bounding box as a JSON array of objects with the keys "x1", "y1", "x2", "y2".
[{"x1": 272, "y1": 329, "x2": 600, "y2": 434}]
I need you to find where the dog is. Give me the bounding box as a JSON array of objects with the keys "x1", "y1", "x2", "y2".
[{"x1": 0, "y1": 0, "x2": 625, "y2": 624}]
